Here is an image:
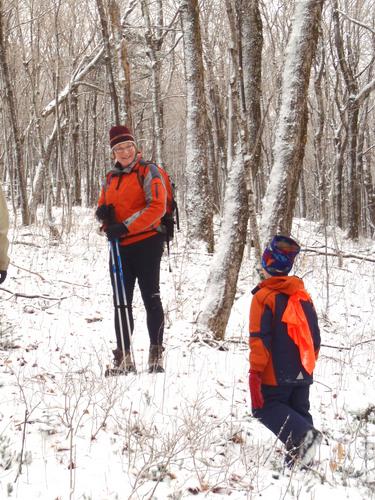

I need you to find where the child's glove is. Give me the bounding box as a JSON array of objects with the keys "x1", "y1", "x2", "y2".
[{"x1": 249, "y1": 370, "x2": 264, "y2": 409}]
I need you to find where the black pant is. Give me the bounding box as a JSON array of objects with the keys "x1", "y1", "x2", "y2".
[
  {"x1": 109, "y1": 233, "x2": 164, "y2": 351},
  {"x1": 253, "y1": 384, "x2": 314, "y2": 448}
]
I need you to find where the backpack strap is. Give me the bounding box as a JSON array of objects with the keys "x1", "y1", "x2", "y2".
[{"x1": 135, "y1": 160, "x2": 162, "y2": 189}]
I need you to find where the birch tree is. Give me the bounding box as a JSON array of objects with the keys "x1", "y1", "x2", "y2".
[
  {"x1": 180, "y1": 0, "x2": 214, "y2": 252},
  {"x1": 259, "y1": 0, "x2": 324, "y2": 246}
]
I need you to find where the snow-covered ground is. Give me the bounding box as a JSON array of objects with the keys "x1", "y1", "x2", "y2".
[{"x1": 0, "y1": 209, "x2": 374, "y2": 499}]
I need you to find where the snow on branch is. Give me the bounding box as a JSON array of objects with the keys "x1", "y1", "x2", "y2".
[
  {"x1": 353, "y1": 78, "x2": 375, "y2": 106},
  {"x1": 304, "y1": 246, "x2": 375, "y2": 263},
  {"x1": 41, "y1": 45, "x2": 104, "y2": 118}
]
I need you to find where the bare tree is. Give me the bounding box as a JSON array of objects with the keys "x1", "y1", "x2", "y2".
[
  {"x1": 141, "y1": 0, "x2": 165, "y2": 163},
  {"x1": 198, "y1": 0, "x2": 263, "y2": 341},
  {"x1": 109, "y1": 0, "x2": 133, "y2": 127},
  {"x1": 96, "y1": 0, "x2": 120, "y2": 124},
  {"x1": 333, "y1": 1, "x2": 375, "y2": 240},
  {"x1": 180, "y1": 0, "x2": 214, "y2": 252},
  {"x1": 259, "y1": 0, "x2": 324, "y2": 246},
  {"x1": 0, "y1": 0, "x2": 30, "y2": 224}
]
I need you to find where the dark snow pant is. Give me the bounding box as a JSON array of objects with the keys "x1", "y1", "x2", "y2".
[
  {"x1": 253, "y1": 384, "x2": 314, "y2": 449},
  {"x1": 109, "y1": 233, "x2": 164, "y2": 351}
]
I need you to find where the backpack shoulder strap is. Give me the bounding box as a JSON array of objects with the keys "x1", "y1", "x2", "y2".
[
  {"x1": 102, "y1": 171, "x2": 114, "y2": 191},
  {"x1": 134, "y1": 161, "x2": 147, "y2": 188},
  {"x1": 136, "y1": 160, "x2": 163, "y2": 188}
]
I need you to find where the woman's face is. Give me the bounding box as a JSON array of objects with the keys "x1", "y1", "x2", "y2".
[{"x1": 112, "y1": 142, "x2": 136, "y2": 168}]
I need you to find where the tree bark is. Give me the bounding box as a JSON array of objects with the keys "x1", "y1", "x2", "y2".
[
  {"x1": 109, "y1": 0, "x2": 133, "y2": 127},
  {"x1": 0, "y1": 1, "x2": 30, "y2": 225},
  {"x1": 96, "y1": 0, "x2": 120, "y2": 124},
  {"x1": 259, "y1": 0, "x2": 324, "y2": 246},
  {"x1": 198, "y1": 0, "x2": 262, "y2": 340},
  {"x1": 241, "y1": 0, "x2": 263, "y2": 179},
  {"x1": 141, "y1": 0, "x2": 164, "y2": 163},
  {"x1": 180, "y1": 0, "x2": 214, "y2": 252}
]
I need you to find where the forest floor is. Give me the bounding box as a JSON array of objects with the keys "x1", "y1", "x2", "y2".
[{"x1": 0, "y1": 208, "x2": 374, "y2": 499}]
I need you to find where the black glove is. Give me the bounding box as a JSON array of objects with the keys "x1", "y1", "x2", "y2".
[
  {"x1": 0, "y1": 270, "x2": 7, "y2": 284},
  {"x1": 95, "y1": 204, "x2": 115, "y2": 224},
  {"x1": 105, "y1": 223, "x2": 129, "y2": 241}
]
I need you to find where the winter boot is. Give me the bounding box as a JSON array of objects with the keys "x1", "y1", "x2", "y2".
[
  {"x1": 148, "y1": 345, "x2": 164, "y2": 373},
  {"x1": 112, "y1": 348, "x2": 136, "y2": 373},
  {"x1": 298, "y1": 428, "x2": 322, "y2": 466}
]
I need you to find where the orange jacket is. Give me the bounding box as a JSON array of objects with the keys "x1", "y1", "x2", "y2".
[
  {"x1": 98, "y1": 157, "x2": 166, "y2": 246},
  {"x1": 249, "y1": 276, "x2": 320, "y2": 386}
]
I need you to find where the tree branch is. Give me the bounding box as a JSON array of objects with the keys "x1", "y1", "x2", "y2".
[
  {"x1": 0, "y1": 288, "x2": 67, "y2": 300},
  {"x1": 41, "y1": 45, "x2": 104, "y2": 118},
  {"x1": 336, "y1": 9, "x2": 375, "y2": 35},
  {"x1": 303, "y1": 246, "x2": 375, "y2": 263}
]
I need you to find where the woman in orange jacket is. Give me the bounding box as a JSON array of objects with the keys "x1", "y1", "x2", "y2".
[
  {"x1": 249, "y1": 235, "x2": 322, "y2": 467},
  {"x1": 96, "y1": 125, "x2": 167, "y2": 374}
]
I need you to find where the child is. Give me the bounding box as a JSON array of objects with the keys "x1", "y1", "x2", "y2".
[{"x1": 249, "y1": 235, "x2": 321, "y2": 466}]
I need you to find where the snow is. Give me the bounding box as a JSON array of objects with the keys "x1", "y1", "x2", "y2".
[{"x1": 0, "y1": 209, "x2": 374, "y2": 499}]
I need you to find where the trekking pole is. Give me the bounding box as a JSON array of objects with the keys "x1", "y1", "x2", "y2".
[
  {"x1": 165, "y1": 235, "x2": 172, "y2": 273},
  {"x1": 109, "y1": 240, "x2": 136, "y2": 371}
]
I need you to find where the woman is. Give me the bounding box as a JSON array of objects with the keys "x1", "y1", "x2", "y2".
[{"x1": 96, "y1": 125, "x2": 167, "y2": 374}]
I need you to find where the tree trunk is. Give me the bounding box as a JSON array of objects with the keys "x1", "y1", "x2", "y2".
[
  {"x1": 180, "y1": 0, "x2": 214, "y2": 252},
  {"x1": 141, "y1": 0, "x2": 164, "y2": 163},
  {"x1": 312, "y1": 44, "x2": 328, "y2": 228},
  {"x1": 332, "y1": 125, "x2": 347, "y2": 229},
  {"x1": 109, "y1": 0, "x2": 133, "y2": 127},
  {"x1": 96, "y1": 0, "x2": 120, "y2": 124},
  {"x1": 0, "y1": 1, "x2": 30, "y2": 225},
  {"x1": 71, "y1": 91, "x2": 81, "y2": 206},
  {"x1": 198, "y1": 0, "x2": 262, "y2": 340},
  {"x1": 242, "y1": 0, "x2": 263, "y2": 179},
  {"x1": 240, "y1": 0, "x2": 263, "y2": 262},
  {"x1": 28, "y1": 123, "x2": 59, "y2": 221},
  {"x1": 282, "y1": 101, "x2": 309, "y2": 234},
  {"x1": 259, "y1": 0, "x2": 324, "y2": 246}
]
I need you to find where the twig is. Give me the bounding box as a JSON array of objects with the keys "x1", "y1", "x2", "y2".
[
  {"x1": 321, "y1": 337, "x2": 375, "y2": 350},
  {"x1": 14, "y1": 409, "x2": 28, "y2": 483},
  {"x1": 57, "y1": 279, "x2": 91, "y2": 288},
  {"x1": 336, "y1": 9, "x2": 375, "y2": 35},
  {"x1": 303, "y1": 247, "x2": 375, "y2": 263},
  {"x1": 321, "y1": 343, "x2": 351, "y2": 350},
  {"x1": 11, "y1": 263, "x2": 91, "y2": 288},
  {"x1": 0, "y1": 287, "x2": 68, "y2": 300},
  {"x1": 11, "y1": 263, "x2": 50, "y2": 282},
  {"x1": 13, "y1": 240, "x2": 42, "y2": 248}
]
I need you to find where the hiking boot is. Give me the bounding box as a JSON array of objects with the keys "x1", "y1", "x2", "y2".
[
  {"x1": 148, "y1": 344, "x2": 164, "y2": 373},
  {"x1": 112, "y1": 348, "x2": 136, "y2": 373},
  {"x1": 298, "y1": 428, "x2": 322, "y2": 466}
]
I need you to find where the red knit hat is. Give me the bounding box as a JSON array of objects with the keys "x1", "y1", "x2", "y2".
[{"x1": 109, "y1": 125, "x2": 136, "y2": 149}]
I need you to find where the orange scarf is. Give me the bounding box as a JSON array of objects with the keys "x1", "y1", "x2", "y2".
[{"x1": 282, "y1": 290, "x2": 316, "y2": 375}]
